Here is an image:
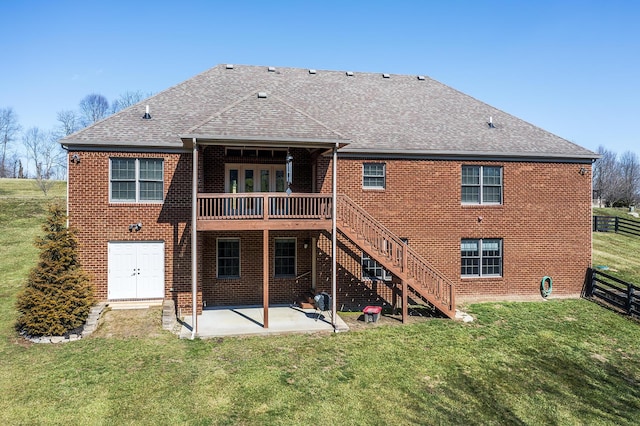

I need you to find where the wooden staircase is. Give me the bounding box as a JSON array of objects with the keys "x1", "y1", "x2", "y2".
[{"x1": 336, "y1": 195, "x2": 456, "y2": 319}]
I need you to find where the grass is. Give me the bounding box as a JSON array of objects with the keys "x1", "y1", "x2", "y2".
[
  {"x1": 592, "y1": 207, "x2": 640, "y2": 284},
  {"x1": 0, "y1": 179, "x2": 639, "y2": 424}
]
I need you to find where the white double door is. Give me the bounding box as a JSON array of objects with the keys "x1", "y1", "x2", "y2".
[{"x1": 108, "y1": 242, "x2": 165, "y2": 299}]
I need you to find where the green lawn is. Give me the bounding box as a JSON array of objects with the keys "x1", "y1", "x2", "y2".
[
  {"x1": 0, "y1": 180, "x2": 639, "y2": 425},
  {"x1": 592, "y1": 207, "x2": 640, "y2": 284}
]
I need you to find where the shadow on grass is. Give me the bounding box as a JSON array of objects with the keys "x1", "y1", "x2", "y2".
[{"x1": 400, "y1": 348, "x2": 640, "y2": 425}]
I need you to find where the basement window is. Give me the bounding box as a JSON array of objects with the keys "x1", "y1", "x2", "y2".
[
  {"x1": 362, "y1": 252, "x2": 392, "y2": 281},
  {"x1": 275, "y1": 238, "x2": 296, "y2": 278},
  {"x1": 461, "y1": 239, "x2": 503, "y2": 278},
  {"x1": 218, "y1": 238, "x2": 240, "y2": 278}
]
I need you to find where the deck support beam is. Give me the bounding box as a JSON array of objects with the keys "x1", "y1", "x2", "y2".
[{"x1": 263, "y1": 228, "x2": 269, "y2": 328}]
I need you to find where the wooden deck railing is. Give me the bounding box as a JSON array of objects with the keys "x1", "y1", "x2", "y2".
[
  {"x1": 198, "y1": 193, "x2": 333, "y2": 221},
  {"x1": 336, "y1": 194, "x2": 456, "y2": 318}
]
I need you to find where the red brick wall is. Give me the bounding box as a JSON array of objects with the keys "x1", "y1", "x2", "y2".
[
  {"x1": 70, "y1": 148, "x2": 593, "y2": 315},
  {"x1": 67, "y1": 150, "x2": 199, "y2": 314},
  {"x1": 201, "y1": 230, "x2": 314, "y2": 306},
  {"x1": 317, "y1": 156, "x2": 593, "y2": 306}
]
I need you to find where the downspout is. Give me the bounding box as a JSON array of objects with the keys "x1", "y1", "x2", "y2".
[
  {"x1": 191, "y1": 138, "x2": 198, "y2": 339},
  {"x1": 331, "y1": 143, "x2": 338, "y2": 329}
]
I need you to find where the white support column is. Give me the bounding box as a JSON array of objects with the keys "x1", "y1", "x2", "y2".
[
  {"x1": 331, "y1": 143, "x2": 338, "y2": 328},
  {"x1": 191, "y1": 138, "x2": 198, "y2": 339}
]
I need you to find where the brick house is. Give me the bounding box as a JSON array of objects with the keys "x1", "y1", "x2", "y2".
[{"x1": 62, "y1": 64, "x2": 597, "y2": 334}]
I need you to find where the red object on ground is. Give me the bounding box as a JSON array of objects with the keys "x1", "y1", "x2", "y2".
[{"x1": 363, "y1": 306, "x2": 382, "y2": 314}]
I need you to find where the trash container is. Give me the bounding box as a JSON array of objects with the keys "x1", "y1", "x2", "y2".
[{"x1": 363, "y1": 306, "x2": 382, "y2": 323}]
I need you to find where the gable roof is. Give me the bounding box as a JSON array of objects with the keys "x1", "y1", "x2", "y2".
[{"x1": 62, "y1": 64, "x2": 597, "y2": 160}]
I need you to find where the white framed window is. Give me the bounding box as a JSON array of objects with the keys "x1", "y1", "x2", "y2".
[
  {"x1": 110, "y1": 158, "x2": 164, "y2": 202},
  {"x1": 363, "y1": 163, "x2": 385, "y2": 189},
  {"x1": 362, "y1": 252, "x2": 392, "y2": 281},
  {"x1": 275, "y1": 238, "x2": 296, "y2": 277},
  {"x1": 462, "y1": 165, "x2": 502, "y2": 204},
  {"x1": 461, "y1": 239, "x2": 503, "y2": 278},
  {"x1": 217, "y1": 238, "x2": 240, "y2": 278}
]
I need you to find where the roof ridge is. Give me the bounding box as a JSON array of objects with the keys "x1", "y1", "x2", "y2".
[
  {"x1": 269, "y1": 93, "x2": 348, "y2": 141},
  {"x1": 184, "y1": 87, "x2": 260, "y2": 134}
]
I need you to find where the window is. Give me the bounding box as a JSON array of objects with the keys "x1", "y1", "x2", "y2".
[
  {"x1": 275, "y1": 238, "x2": 296, "y2": 277},
  {"x1": 363, "y1": 163, "x2": 385, "y2": 189},
  {"x1": 110, "y1": 158, "x2": 164, "y2": 202},
  {"x1": 217, "y1": 239, "x2": 240, "y2": 278},
  {"x1": 362, "y1": 252, "x2": 392, "y2": 281},
  {"x1": 461, "y1": 239, "x2": 503, "y2": 277},
  {"x1": 462, "y1": 165, "x2": 502, "y2": 204}
]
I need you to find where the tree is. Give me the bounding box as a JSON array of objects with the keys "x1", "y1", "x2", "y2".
[
  {"x1": 618, "y1": 150, "x2": 640, "y2": 206},
  {"x1": 0, "y1": 107, "x2": 21, "y2": 178},
  {"x1": 593, "y1": 146, "x2": 619, "y2": 207},
  {"x1": 79, "y1": 93, "x2": 109, "y2": 126},
  {"x1": 111, "y1": 90, "x2": 151, "y2": 114},
  {"x1": 56, "y1": 109, "x2": 80, "y2": 136},
  {"x1": 15, "y1": 204, "x2": 94, "y2": 337},
  {"x1": 22, "y1": 127, "x2": 66, "y2": 194}
]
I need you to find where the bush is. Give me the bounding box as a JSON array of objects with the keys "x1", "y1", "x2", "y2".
[{"x1": 15, "y1": 204, "x2": 94, "y2": 337}]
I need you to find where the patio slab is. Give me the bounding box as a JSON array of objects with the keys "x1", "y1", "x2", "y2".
[{"x1": 179, "y1": 305, "x2": 349, "y2": 338}]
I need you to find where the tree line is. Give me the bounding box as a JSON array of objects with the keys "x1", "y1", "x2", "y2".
[
  {"x1": 593, "y1": 146, "x2": 640, "y2": 207},
  {"x1": 0, "y1": 90, "x2": 150, "y2": 194}
]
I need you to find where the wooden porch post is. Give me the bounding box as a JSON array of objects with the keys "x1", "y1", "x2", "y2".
[
  {"x1": 191, "y1": 138, "x2": 198, "y2": 338},
  {"x1": 402, "y1": 280, "x2": 408, "y2": 324},
  {"x1": 331, "y1": 143, "x2": 338, "y2": 327},
  {"x1": 263, "y1": 228, "x2": 269, "y2": 328}
]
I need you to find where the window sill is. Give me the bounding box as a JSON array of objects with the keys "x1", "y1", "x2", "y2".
[{"x1": 461, "y1": 276, "x2": 503, "y2": 280}]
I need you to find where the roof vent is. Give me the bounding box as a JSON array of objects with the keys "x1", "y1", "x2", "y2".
[
  {"x1": 382, "y1": 73, "x2": 390, "y2": 78},
  {"x1": 308, "y1": 69, "x2": 317, "y2": 74},
  {"x1": 417, "y1": 75, "x2": 425, "y2": 81},
  {"x1": 257, "y1": 92, "x2": 268, "y2": 99},
  {"x1": 488, "y1": 116, "x2": 495, "y2": 128},
  {"x1": 268, "y1": 66, "x2": 276, "y2": 72},
  {"x1": 142, "y1": 105, "x2": 151, "y2": 119},
  {"x1": 226, "y1": 64, "x2": 234, "y2": 69},
  {"x1": 346, "y1": 71, "x2": 354, "y2": 77}
]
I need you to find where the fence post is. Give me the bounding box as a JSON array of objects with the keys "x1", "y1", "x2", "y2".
[
  {"x1": 585, "y1": 268, "x2": 595, "y2": 297},
  {"x1": 615, "y1": 217, "x2": 619, "y2": 233},
  {"x1": 627, "y1": 285, "x2": 634, "y2": 315}
]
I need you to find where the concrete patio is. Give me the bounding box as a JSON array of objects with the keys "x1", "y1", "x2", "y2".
[{"x1": 179, "y1": 305, "x2": 349, "y2": 338}]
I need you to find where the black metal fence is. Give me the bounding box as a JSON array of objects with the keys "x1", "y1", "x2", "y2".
[
  {"x1": 593, "y1": 216, "x2": 640, "y2": 237},
  {"x1": 585, "y1": 268, "x2": 640, "y2": 318}
]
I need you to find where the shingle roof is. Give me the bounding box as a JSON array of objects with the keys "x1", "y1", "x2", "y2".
[{"x1": 63, "y1": 64, "x2": 597, "y2": 160}]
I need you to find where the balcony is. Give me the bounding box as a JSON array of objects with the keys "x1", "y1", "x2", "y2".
[{"x1": 197, "y1": 193, "x2": 333, "y2": 231}]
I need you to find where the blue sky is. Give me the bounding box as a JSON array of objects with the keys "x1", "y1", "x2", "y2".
[{"x1": 1, "y1": 0, "x2": 639, "y2": 158}]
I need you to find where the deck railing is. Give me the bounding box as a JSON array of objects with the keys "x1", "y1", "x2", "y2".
[
  {"x1": 336, "y1": 194, "x2": 456, "y2": 318},
  {"x1": 198, "y1": 193, "x2": 333, "y2": 221}
]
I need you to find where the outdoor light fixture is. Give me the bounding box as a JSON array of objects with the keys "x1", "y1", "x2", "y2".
[
  {"x1": 129, "y1": 222, "x2": 142, "y2": 232},
  {"x1": 286, "y1": 150, "x2": 293, "y2": 195},
  {"x1": 70, "y1": 153, "x2": 80, "y2": 164},
  {"x1": 303, "y1": 239, "x2": 310, "y2": 249},
  {"x1": 579, "y1": 167, "x2": 587, "y2": 175}
]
